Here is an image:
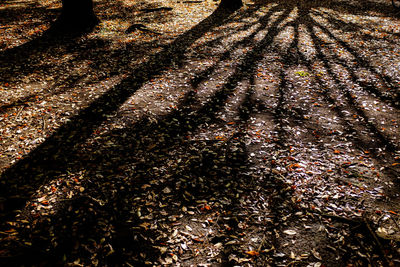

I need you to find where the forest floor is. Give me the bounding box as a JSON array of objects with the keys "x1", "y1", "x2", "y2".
[{"x1": 1, "y1": 0, "x2": 400, "y2": 266}]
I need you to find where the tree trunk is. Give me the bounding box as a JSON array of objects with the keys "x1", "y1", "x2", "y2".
[
  {"x1": 219, "y1": 0, "x2": 243, "y2": 10},
  {"x1": 53, "y1": 0, "x2": 99, "y2": 32}
]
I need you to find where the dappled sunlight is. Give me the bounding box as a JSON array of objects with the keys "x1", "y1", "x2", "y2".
[{"x1": 0, "y1": 0, "x2": 400, "y2": 265}]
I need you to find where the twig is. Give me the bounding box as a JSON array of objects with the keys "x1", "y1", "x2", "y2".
[
  {"x1": 377, "y1": 213, "x2": 400, "y2": 232},
  {"x1": 362, "y1": 215, "x2": 393, "y2": 266},
  {"x1": 257, "y1": 234, "x2": 266, "y2": 251},
  {"x1": 316, "y1": 210, "x2": 393, "y2": 266},
  {"x1": 286, "y1": 261, "x2": 302, "y2": 267},
  {"x1": 140, "y1": 7, "x2": 173, "y2": 13},
  {"x1": 125, "y1": 24, "x2": 161, "y2": 35},
  {"x1": 15, "y1": 106, "x2": 24, "y2": 121},
  {"x1": 42, "y1": 116, "x2": 46, "y2": 130},
  {"x1": 59, "y1": 195, "x2": 105, "y2": 206},
  {"x1": 392, "y1": 216, "x2": 400, "y2": 231},
  {"x1": 316, "y1": 211, "x2": 363, "y2": 224}
]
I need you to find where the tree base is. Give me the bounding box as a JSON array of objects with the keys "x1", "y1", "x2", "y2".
[
  {"x1": 50, "y1": 0, "x2": 99, "y2": 34},
  {"x1": 219, "y1": 0, "x2": 243, "y2": 10}
]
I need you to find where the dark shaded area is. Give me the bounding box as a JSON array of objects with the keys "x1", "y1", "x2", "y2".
[
  {"x1": 51, "y1": 0, "x2": 99, "y2": 33},
  {"x1": 0, "y1": 0, "x2": 399, "y2": 265},
  {"x1": 0, "y1": 3, "x2": 56, "y2": 28},
  {"x1": 220, "y1": 0, "x2": 244, "y2": 10},
  {"x1": 0, "y1": 2, "x2": 239, "y2": 209},
  {"x1": 0, "y1": 4, "x2": 246, "y2": 265}
]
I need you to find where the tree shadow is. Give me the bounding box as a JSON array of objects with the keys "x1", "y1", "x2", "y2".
[
  {"x1": 0, "y1": 0, "x2": 169, "y2": 113},
  {"x1": 1, "y1": 0, "x2": 399, "y2": 265},
  {"x1": 0, "y1": 2, "x2": 287, "y2": 264},
  {"x1": 0, "y1": 0, "x2": 244, "y2": 241},
  {"x1": 0, "y1": 2, "x2": 57, "y2": 30}
]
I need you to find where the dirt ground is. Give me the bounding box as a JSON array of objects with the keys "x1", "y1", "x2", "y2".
[{"x1": 0, "y1": 0, "x2": 400, "y2": 266}]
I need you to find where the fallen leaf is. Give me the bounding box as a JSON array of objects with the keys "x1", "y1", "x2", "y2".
[
  {"x1": 283, "y1": 229, "x2": 297, "y2": 235},
  {"x1": 245, "y1": 251, "x2": 260, "y2": 256}
]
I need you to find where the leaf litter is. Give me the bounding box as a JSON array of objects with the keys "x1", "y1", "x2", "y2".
[{"x1": 0, "y1": 0, "x2": 400, "y2": 266}]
